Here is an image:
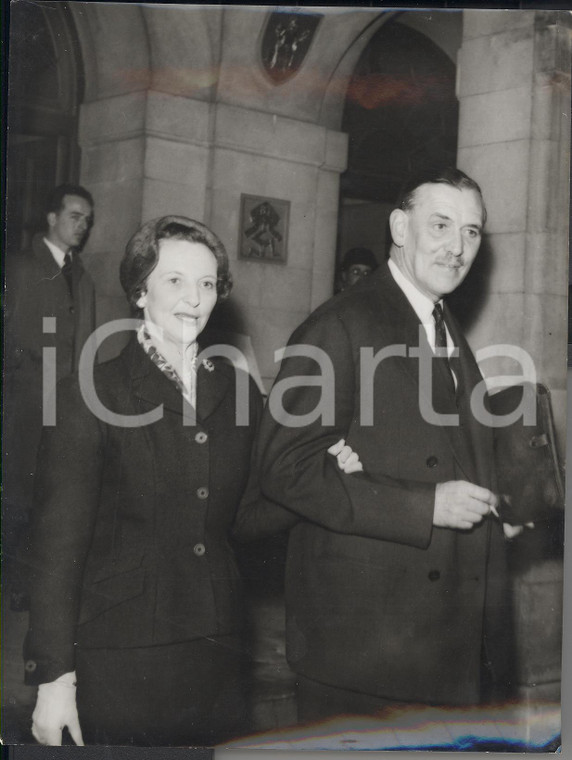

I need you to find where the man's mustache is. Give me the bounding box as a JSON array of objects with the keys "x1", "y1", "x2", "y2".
[{"x1": 436, "y1": 258, "x2": 465, "y2": 268}]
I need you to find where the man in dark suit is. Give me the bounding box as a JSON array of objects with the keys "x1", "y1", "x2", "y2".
[
  {"x1": 237, "y1": 168, "x2": 519, "y2": 719},
  {"x1": 4, "y1": 184, "x2": 96, "y2": 607}
]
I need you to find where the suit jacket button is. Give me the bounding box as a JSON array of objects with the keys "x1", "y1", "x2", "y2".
[
  {"x1": 193, "y1": 543, "x2": 206, "y2": 556},
  {"x1": 426, "y1": 456, "x2": 438, "y2": 468},
  {"x1": 197, "y1": 486, "x2": 209, "y2": 500},
  {"x1": 195, "y1": 431, "x2": 208, "y2": 444},
  {"x1": 69, "y1": 305, "x2": 75, "y2": 314},
  {"x1": 24, "y1": 660, "x2": 37, "y2": 673},
  {"x1": 428, "y1": 570, "x2": 441, "y2": 581}
]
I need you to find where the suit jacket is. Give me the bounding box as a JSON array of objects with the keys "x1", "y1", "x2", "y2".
[
  {"x1": 235, "y1": 261, "x2": 511, "y2": 706},
  {"x1": 4, "y1": 234, "x2": 96, "y2": 520},
  {"x1": 24, "y1": 337, "x2": 262, "y2": 685}
]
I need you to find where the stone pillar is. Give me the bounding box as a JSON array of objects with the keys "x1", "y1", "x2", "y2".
[
  {"x1": 78, "y1": 91, "x2": 213, "y2": 359},
  {"x1": 208, "y1": 103, "x2": 347, "y2": 387},
  {"x1": 457, "y1": 10, "x2": 570, "y2": 440},
  {"x1": 79, "y1": 93, "x2": 347, "y2": 374},
  {"x1": 457, "y1": 9, "x2": 570, "y2": 702}
]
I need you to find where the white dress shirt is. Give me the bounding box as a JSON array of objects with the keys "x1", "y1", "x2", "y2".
[
  {"x1": 387, "y1": 258, "x2": 455, "y2": 358},
  {"x1": 43, "y1": 238, "x2": 68, "y2": 269}
]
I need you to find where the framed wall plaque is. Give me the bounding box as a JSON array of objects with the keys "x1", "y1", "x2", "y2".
[{"x1": 239, "y1": 194, "x2": 290, "y2": 264}]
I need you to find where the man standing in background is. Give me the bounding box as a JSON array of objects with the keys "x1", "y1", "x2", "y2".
[
  {"x1": 4, "y1": 184, "x2": 96, "y2": 608},
  {"x1": 337, "y1": 246, "x2": 378, "y2": 292}
]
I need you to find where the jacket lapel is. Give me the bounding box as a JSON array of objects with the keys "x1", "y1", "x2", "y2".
[
  {"x1": 33, "y1": 236, "x2": 66, "y2": 283},
  {"x1": 33, "y1": 235, "x2": 88, "y2": 299},
  {"x1": 124, "y1": 338, "x2": 193, "y2": 418},
  {"x1": 370, "y1": 266, "x2": 458, "y2": 414},
  {"x1": 444, "y1": 303, "x2": 493, "y2": 488},
  {"x1": 369, "y1": 266, "x2": 480, "y2": 483},
  {"x1": 123, "y1": 338, "x2": 231, "y2": 423},
  {"x1": 70, "y1": 255, "x2": 86, "y2": 297},
  {"x1": 369, "y1": 266, "x2": 427, "y2": 387},
  {"x1": 196, "y1": 360, "x2": 230, "y2": 421}
]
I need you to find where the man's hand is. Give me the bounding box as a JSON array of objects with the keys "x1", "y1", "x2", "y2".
[
  {"x1": 502, "y1": 522, "x2": 535, "y2": 539},
  {"x1": 496, "y1": 496, "x2": 535, "y2": 539},
  {"x1": 434, "y1": 481, "x2": 498, "y2": 530},
  {"x1": 327, "y1": 438, "x2": 364, "y2": 474},
  {"x1": 31, "y1": 671, "x2": 84, "y2": 746}
]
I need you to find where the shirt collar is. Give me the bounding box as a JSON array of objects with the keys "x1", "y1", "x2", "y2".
[
  {"x1": 43, "y1": 237, "x2": 68, "y2": 269},
  {"x1": 136, "y1": 323, "x2": 198, "y2": 406},
  {"x1": 387, "y1": 257, "x2": 441, "y2": 326}
]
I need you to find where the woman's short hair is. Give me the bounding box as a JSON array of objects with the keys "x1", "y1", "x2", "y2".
[{"x1": 120, "y1": 215, "x2": 232, "y2": 311}]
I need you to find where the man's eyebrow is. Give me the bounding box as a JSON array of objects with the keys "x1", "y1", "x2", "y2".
[{"x1": 429, "y1": 213, "x2": 482, "y2": 231}]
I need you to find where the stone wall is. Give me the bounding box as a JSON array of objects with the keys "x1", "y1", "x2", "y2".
[
  {"x1": 457, "y1": 9, "x2": 570, "y2": 701},
  {"x1": 73, "y1": 7, "x2": 568, "y2": 698},
  {"x1": 457, "y1": 10, "x2": 570, "y2": 446},
  {"x1": 7, "y1": 2, "x2": 569, "y2": 725},
  {"x1": 74, "y1": 6, "x2": 351, "y2": 378}
]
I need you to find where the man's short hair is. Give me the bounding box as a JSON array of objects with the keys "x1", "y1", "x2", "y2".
[
  {"x1": 45, "y1": 184, "x2": 94, "y2": 215},
  {"x1": 341, "y1": 247, "x2": 378, "y2": 272},
  {"x1": 397, "y1": 167, "x2": 487, "y2": 225}
]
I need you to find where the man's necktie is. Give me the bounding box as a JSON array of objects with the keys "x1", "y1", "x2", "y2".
[
  {"x1": 433, "y1": 305, "x2": 475, "y2": 468},
  {"x1": 62, "y1": 252, "x2": 73, "y2": 296},
  {"x1": 432, "y1": 303, "x2": 455, "y2": 395}
]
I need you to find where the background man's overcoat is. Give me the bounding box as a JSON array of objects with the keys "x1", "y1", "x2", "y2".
[{"x1": 4, "y1": 234, "x2": 96, "y2": 526}]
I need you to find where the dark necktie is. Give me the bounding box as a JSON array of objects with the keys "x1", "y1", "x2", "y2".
[
  {"x1": 62, "y1": 252, "x2": 74, "y2": 296},
  {"x1": 432, "y1": 303, "x2": 455, "y2": 395},
  {"x1": 433, "y1": 306, "x2": 475, "y2": 470}
]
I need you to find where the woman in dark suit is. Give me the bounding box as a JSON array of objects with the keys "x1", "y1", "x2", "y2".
[{"x1": 25, "y1": 216, "x2": 262, "y2": 746}]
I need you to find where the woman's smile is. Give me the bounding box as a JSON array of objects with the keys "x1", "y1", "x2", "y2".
[{"x1": 137, "y1": 238, "x2": 218, "y2": 360}]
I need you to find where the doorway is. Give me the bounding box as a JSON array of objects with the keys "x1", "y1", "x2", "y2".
[
  {"x1": 6, "y1": 0, "x2": 83, "y2": 251},
  {"x1": 337, "y1": 14, "x2": 460, "y2": 286}
]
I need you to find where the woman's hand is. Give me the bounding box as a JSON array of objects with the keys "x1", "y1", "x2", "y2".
[
  {"x1": 31, "y1": 671, "x2": 84, "y2": 746},
  {"x1": 328, "y1": 438, "x2": 364, "y2": 474}
]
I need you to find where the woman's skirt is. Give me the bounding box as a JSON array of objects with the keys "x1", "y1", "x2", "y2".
[{"x1": 76, "y1": 634, "x2": 249, "y2": 746}]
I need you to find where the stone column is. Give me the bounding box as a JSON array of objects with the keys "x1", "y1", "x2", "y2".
[
  {"x1": 457, "y1": 9, "x2": 570, "y2": 440},
  {"x1": 457, "y1": 9, "x2": 570, "y2": 702},
  {"x1": 79, "y1": 93, "x2": 347, "y2": 375},
  {"x1": 208, "y1": 103, "x2": 347, "y2": 387},
  {"x1": 78, "y1": 91, "x2": 213, "y2": 359}
]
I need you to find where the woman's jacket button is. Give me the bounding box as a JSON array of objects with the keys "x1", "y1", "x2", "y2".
[
  {"x1": 197, "y1": 486, "x2": 209, "y2": 500},
  {"x1": 193, "y1": 543, "x2": 206, "y2": 556},
  {"x1": 195, "y1": 431, "x2": 208, "y2": 444},
  {"x1": 24, "y1": 660, "x2": 37, "y2": 673}
]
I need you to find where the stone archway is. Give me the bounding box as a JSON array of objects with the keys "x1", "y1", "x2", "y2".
[
  {"x1": 6, "y1": 1, "x2": 84, "y2": 250},
  {"x1": 334, "y1": 13, "x2": 462, "y2": 282}
]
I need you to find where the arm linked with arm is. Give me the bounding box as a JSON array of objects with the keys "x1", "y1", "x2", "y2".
[
  {"x1": 233, "y1": 374, "x2": 300, "y2": 542},
  {"x1": 255, "y1": 309, "x2": 436, "y2": 549}
]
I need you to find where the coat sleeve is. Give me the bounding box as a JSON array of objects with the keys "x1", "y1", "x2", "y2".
[
  {"x1": 4, "y1": 256, "x2": 34, "y2": 373},
  {"x1": 232, "y1": 373, "x2": 300, "y2": 542},
  {"x1": 246, "y1": 308, "x2": 436, "y2": 548},
  {"x1": 24, "y1": 376, "x2": 105, "y2": 685},
  {"x1": 232, "y1": 464, "x2": 300, "y2": 542}
]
